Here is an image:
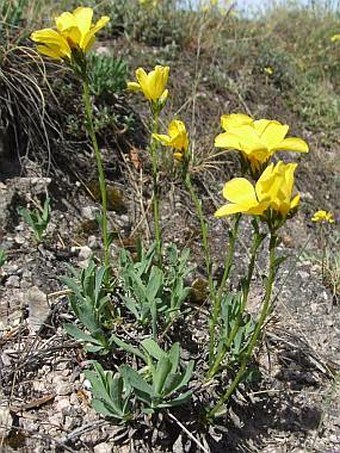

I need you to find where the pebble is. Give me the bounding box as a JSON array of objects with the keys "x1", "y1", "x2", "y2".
[
  {"x1": 55, "y1": 395, "x2": 71, "y2": 412},
  {"x1": 81, "y1": 206, "x2": 99, "y2": 220},
  {"x1": 78, "y1": 246, "x2": 92, "y2": 261},
  {"x1": 119, "y1": 214, "x2": 129, "y2": 224},
  {"x1": 88, "y1": 235, "x2": 99, "y2": 249},
  {"x1": 5, "y1": 275, "x2": 20, "y2": 288},
  {"x1": 94, "y1": 442, "x2": 113, "y2": 453},
  {"x1": 0, "y1": 406, "x2": 13, "y2": 439},
  {"x1": 14, "y1": 234, "x2": 26, "y2": 245},
  {"x1": 54, "y1": 375, "x2": 73, "y2": 396}
]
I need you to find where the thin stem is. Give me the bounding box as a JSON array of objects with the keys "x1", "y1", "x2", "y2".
[
  {"x1": 185, "y1": 174, "x2": 215, "y2": 299},
  {"x1": 208, "y1": 232, "x2": 278, "y2": 419},
  {"x1": 82, "y1": 79, "x2": 109, "y2": 274},
  {"x1": 208, "y1": 214, "x2": 241, "y2": 368},
  {"x1": 150, "y1": 107, "x2": 162, "y2": 266},
  {"x1": 207, "y1": 225, "x2": 264, "y2": 378}
]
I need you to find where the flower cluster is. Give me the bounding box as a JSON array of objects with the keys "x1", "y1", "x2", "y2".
[
  {"x1": 128, "y1": 66, "x2": 189, "y2": 163},
  {"x1": 311, "y1": 210, "x2": 335, "y2": 224},
  {"x1": 31, "y1": 7, "x2": 109, "y2": 61},
  {"x1": 153, "y1": 120, "x2": 189, "y2": 161},
  {"x1": 214, "y1": 113, "x2": 309, "y2": 230},
  {"x1": 215, "y1": 113, "x2": 308, "y2": 174}
]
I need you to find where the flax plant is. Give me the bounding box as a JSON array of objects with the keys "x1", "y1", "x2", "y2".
[
  {"x1": 208, "y1": 160, "x2": 303, "y2": 416},
  {"x1": 31, "y1": 6, "x2": 111, "y2": 274},
  {"x1": 128, "y1": 65, "x2": 169, "y2": 265}
]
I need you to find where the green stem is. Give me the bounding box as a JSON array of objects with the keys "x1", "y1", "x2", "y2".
[
  {"x1": 208, "y1": 214, "x2": 241, "y2": 368},
  {"x1": 207, "y1": 225, "x2": 264, "y2": 378},
  {"x1": 208, "y1": 232, "x2": 278, "y2": 419},
  {"x1": 185, "y1": 174, "x2": 215, "y2": 299},
  {"x1": 150, "y1": 107, "x2": 162, "y2": 266},
  {"x1": 82, "y1": 78, "x2": 109, "y2": 274}
]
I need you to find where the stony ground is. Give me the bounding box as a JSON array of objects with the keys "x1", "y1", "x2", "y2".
[
  {"x1": 0, "y1": 25, "x2": 339, "y2": 453},
  {"x1": 0, "y1": 147, "x2": 339, "y2": 452}
]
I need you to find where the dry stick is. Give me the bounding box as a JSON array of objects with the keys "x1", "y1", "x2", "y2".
[{"x1": 167, "y1": 412, "x2": 210, "y2": 453}]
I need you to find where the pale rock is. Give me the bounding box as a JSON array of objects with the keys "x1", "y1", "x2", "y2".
[
  {"x1": 88, "y1": 235, "x2": 99, "y2": 249},
  {"x1": 94, "y1": 442, "x2": 113, "y2": 453},
  {"x1": 5, "y1": 275, "x2": 20, "y2": 288},
  {"x1": 81, "y1": 206, "x2": 99, "y2": 221},
  {"x1": 26, "y1": 286, "x2": 50, "y2": 333},
  {"x1": 54, "y1": 375, "x2": 72, "y2": 396},
  {"x1": 55, "y1": 395, "x2": 71, "y2": 413},
  {"x1": 78, "y1": 246, "x2": 92, "y2": 261},
  {"x1": 0, "y1": 406, "x2": 13, "y2": 439}
]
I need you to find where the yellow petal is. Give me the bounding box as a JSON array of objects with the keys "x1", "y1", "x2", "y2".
[
  {"x1": 127, "y1": 82, "x2": 141, "y2": 92},
  {"x1": 290, "y1": 193, "x2": 300, "y2": 210},
  {"x1": 220, "y1": 113, "x2": 253, "y2": 131},
  {"x1": 331, "y1": 34, "x2": 340, "y2": 42},
  {"x1": 148, "y1": 65, "x2": 169, "y2": 100},
  {"x1": 55, "y1": 12, "x2": 76, "y2": 32},
  {"x1": 271, "y1": 137, "x2": 309, "y2": 153},
  {"x1": 214, "y1": 131, "x2": 241, "y2": 149},
  {"x1": 82, "y1": 16, "x2": 110, "y2": 51},
  {"x1": 159, "y1": 88, "x2": 168, "y2": 104},
  {"x1": 36, "y1": 44, "x2": 64, "y2": 60},
  {"x1": 254, "y1": 120, "x2": 289, "y2": 150},
  {"x1": 31, "y1": 28, "x2": 71, "y2": 58},
  {"x1": 135, "y1": 68, "x2": 151, "y2": 100},
  {"x1": 73, "y1": 7, "x2": 93, "y2": 34},
  {"x1": 152, "y1": 133, "x2": 171, "y2": 145},
  {"x1": 215, "y1": 203, "x2": 246, "y2": 217},
  {"x1": 222, "y1": 178, "x2": 257, "y2": 204}
]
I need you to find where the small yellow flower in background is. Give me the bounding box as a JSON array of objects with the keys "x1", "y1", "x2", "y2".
[
  {"x1": 311, "y1": 210, "x2": 335, "y2": 224},
  {"x1": 331, "y1": 34, "x2": 340, "y2": 42},
  {"x1": 139, "y1": 0, "x2": 159, "y2": 6},
  {"x1": 31, "y1": 6, "x2": 109, "y2": 60},
  {"x1": 153, "y1": 119, "x2": 189, "y2": 161},
  {"x1": 215, "y1": 161, "x2": 300, "y2": 219},
  {"x1": 264, "y1": 66, "x2": 274, "y2": 75},
  {"x1": 127, "y1": 65, "x2": 170, "y2": 103},
  {"x1": 215, "y1": 113, "x2": 309, "y2": 173}
]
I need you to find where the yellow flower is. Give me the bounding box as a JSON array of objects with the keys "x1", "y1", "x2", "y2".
[
  {"x1": 139, "y1": 0, "x2": 159, "y2": 6},
  {"x1": 127, "y1": 65, "x2": 170, "y2": 102},
  {"x1": 311, "y1": 210, "x2": 335, "y2": 224},
  {"x1": 264, "y1": 66, "x2": 274, "y2": 75},
  {"x1": 31, "y1": 7, "x2": 109, "y2": 60},
  {"x1": 215, "y1": 113, "x2": 309, "y2": 172},
  {"x1": 215, "y1": 161, "x2": 300, "y2": 219},
  {"x1": 152, "y1": 120, "x2": 189, "y2": 160},
  {"x1": 331, "y1": 34, "x2": 340, "y2": 42}
]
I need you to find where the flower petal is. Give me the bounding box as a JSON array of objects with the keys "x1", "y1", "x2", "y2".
[
  {"x1": 127, "y1": 82, "x2": 141, "y2": 92},
  {"x1": 271, "y1": 137, "x2": 309, "y2": 153},
  {"x1": 220, "y1": 113, "x2": 253, "y2": 131},
  {"x1": 135, "y1": 68, "x2": 151, "y2": 100},
  {"x1": 214, "y1": 203, "x2": 246, "y2": 217},
  {"x1": 214, "y1": 131, "x2": 242, "y2": 149},
  {"x1": 55, "y1": 12, "x2": 76, "y2": 32},
  {"x1": 254, "y1": 120, "x2": 289, "y2": 150},
  {"x1": 73, "y1": 7, "x2": 93, "y2": 34},
  {"x1": 152, "y1": 133, "x2": 171, "y2": 145},
  {"x1": 83, "y1": 16, "x2": 110, "y2": 51},
  {"x1": 222, "y1": 178, "x2": 257, "y2": 204}
]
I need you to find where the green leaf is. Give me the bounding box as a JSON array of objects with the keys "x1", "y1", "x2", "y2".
[
  {"x1": 120, "y1": 365, "x2": 153, "y2": 396},
  {"x1": 168, "y1": 342, "x2": 180, "y2": 374},
  {"x1": 110, "y1": 334, "x2": 146, "y2": 361},
  {"x1": 146, "y1": 266, "x2": 163, "y2": 302},
  {"x1": 154, "y1": 356, "x2": 172, "y2": 396},
  {"x1": 141, "y1": 338, "x2": 165, "y2": 361},
  {"x1": 64, "y1": 323, "x2": 102, "y2": 345}
]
